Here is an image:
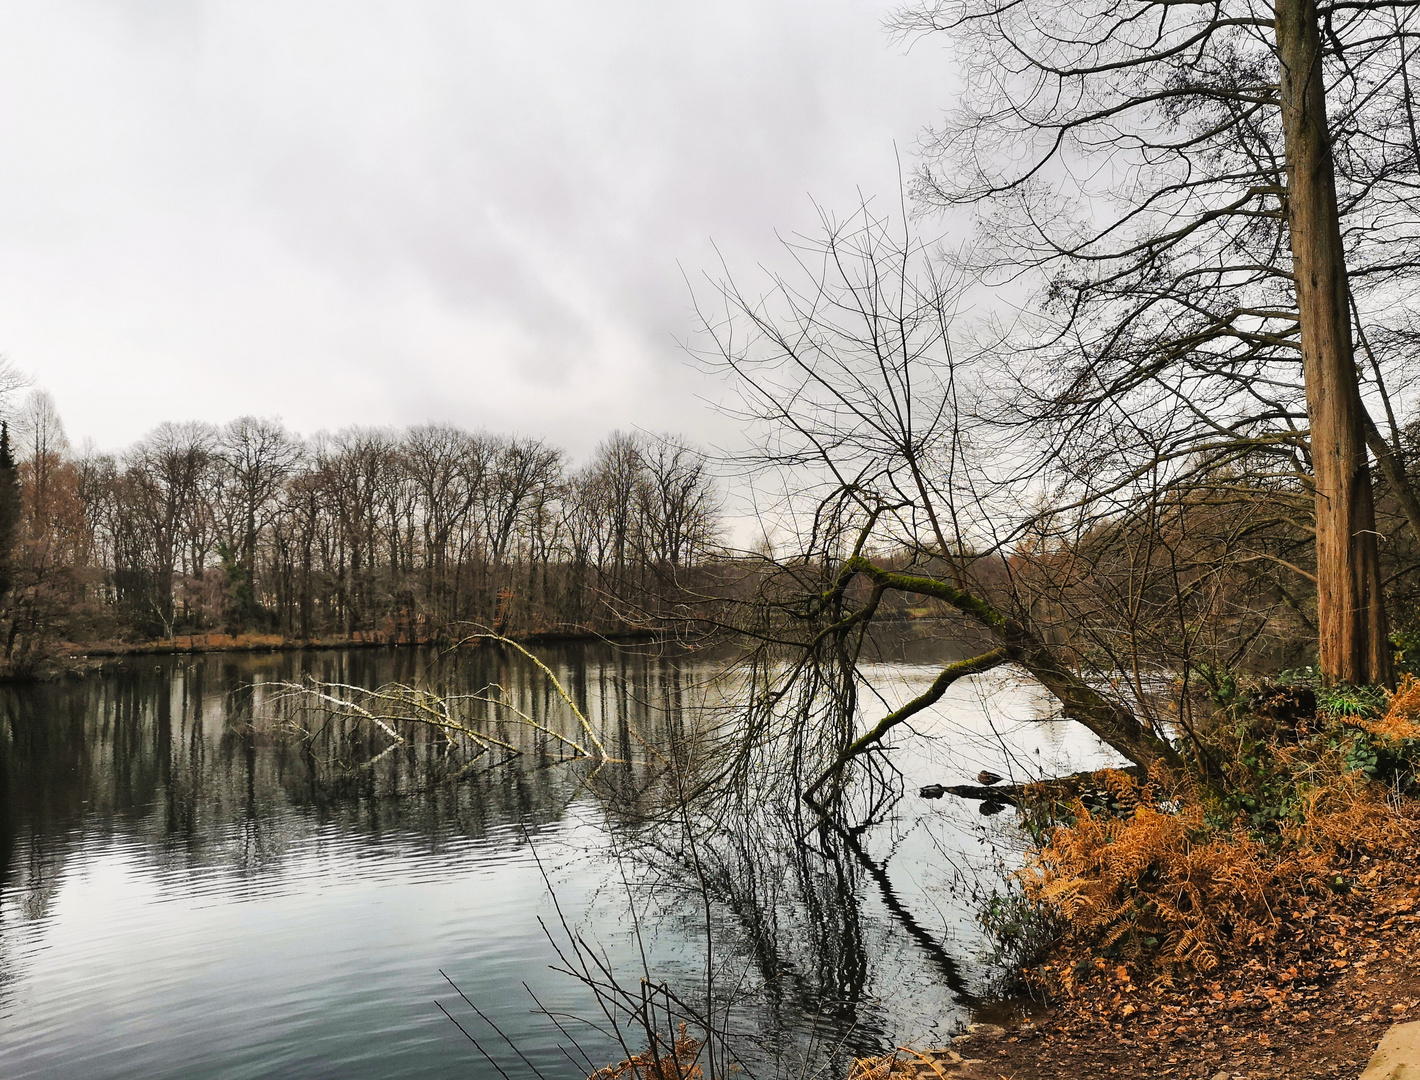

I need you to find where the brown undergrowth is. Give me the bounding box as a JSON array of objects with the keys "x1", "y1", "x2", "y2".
[
  {"x1": 846, "y1": 1045, "x2": 964, "y2": 1080},
  {"x1": 587, "y1": 1026, "x2": 705, "y2": 1080},
  {"x1": 1021, "y1": 772, "x2": 1420, "y2": 978},
  {"x1": 1364, "y1": 673, "x2": 1420, "y2": 741},
  {"x1": 1015, "y1": 678, "x2": 1420, "y2": 988}
]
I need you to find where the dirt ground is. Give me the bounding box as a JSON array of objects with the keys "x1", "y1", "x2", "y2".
[{"x1": 879, "y1": 874, "x2": 1420, "y2": 1079}]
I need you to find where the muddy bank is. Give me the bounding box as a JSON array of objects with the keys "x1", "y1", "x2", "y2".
[{"x1": 908, "y1": 874, "x2": 1420, "y2": 1079}]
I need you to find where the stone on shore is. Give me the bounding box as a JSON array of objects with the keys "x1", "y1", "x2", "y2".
[{"x1": 1361, "y1": 1021, "x2": 1420, "y2": 1080}]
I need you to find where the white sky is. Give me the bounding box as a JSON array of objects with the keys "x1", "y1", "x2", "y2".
[{"x1": 0, "y1": 1, "x2": 958, "y2": 461}]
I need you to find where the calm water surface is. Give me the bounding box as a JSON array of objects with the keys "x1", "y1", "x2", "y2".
[{"x1": 0, "y1": 642, "x2": 1117, "y2": 1079}]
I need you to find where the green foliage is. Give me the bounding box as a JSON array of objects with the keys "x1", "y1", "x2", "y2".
[
  {"x1": 1205, "y1": 720, "x2": 1309, "y2": 836},
  {"x1": 1318, "y1": 683, "x2": 1387, "y2": 719},
  {"x1": 217, "y1": 541, "x2": 261, "y2": 632},
  {"x1": 979, "y1": 884, "x2": 1059, "y2": 969},
  {"x1": 1392, "y1": 629, "x2": 1420, "y2": 676},
  {"x1": 1189, "y1": 670, "x2": 1420, "y2": 838},
  {"x1": 1190, "y1": 659, "x2": 1239, "y2": 707},
  {"x1": 1275, "y1": 666, "x2": 1386, "y2": 718},
  {"x1": 1191, "y1": 672, "x2": 1380, "y2": 834},
  {"x1": 1328, "y1": 725, "x2": 1420, "y2": 792}
]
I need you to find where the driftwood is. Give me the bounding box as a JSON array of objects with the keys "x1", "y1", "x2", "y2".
[
  {"x1": 918, "y1": 766, "x2": 1148, "y2": 807},
  {"x1": 926, "y1": 782, "x2": 1020, "y2": 803}
]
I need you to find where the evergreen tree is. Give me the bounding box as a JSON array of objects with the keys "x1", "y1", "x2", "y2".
[{"x1": 0, "y1": 421, "x2": 21, "y2": 601}]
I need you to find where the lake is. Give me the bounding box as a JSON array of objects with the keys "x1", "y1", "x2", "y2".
[{"x1": 0, "y1": 641, "x2": 1120, "y2": 1079}]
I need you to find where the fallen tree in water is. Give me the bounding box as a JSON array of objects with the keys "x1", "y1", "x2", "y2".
[{"x1": 254, "y1": 635, "x2": 616, "y2": 783}]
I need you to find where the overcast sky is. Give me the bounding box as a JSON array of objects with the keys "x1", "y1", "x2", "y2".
[{"x1": 0, "y1": 1, "x2": 956, "y2": 459}]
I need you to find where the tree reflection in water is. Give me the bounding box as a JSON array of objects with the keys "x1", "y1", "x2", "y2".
[{"x1": 0, "y1": 641, "x2": 1033, "y2": 1078}]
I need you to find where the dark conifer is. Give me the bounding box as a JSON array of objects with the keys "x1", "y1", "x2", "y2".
[{"x1": 0, "y1": 421, "x2": 20, "y2": 600}]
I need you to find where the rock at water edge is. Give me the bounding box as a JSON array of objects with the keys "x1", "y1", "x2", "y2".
[{"x1": 1360, "y1": 1020, "x2": 1420, "y2": 1080}]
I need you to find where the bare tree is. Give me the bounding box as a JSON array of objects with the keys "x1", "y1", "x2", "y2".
[
  {"x1": 313, "y1": 428, "x2": 398, "y2": 633},
  {"x1": 890, "y1": 0, "x2": 1420, "y2": 683},
  {"x1": 0, "y1": 392, "x2": 719, "y2": 643},
  {"x1": 213, "y1": 416, "x2": 304, "y2": 628},
  {"x1": 636, "y1": 435, "x2": 721, "y2": 571},
  {"x1": 695, "y1": 207, "x2": 1193, "y2": 823},
  {"x1": 480, "y1": 436, "x2": 562, "y2": 630},
  {"x1": 403, "y1": 424, "x2": 493, "y2": 628},
  {"x1": 124, "y1": 422, "x2": 216, "y2": 633},
  {"x1": 586, "y1": 432, "x2": 644, "y2": 600},
  {"x1": 15, "y1": 389, "x2": 68, "y2": 529}
]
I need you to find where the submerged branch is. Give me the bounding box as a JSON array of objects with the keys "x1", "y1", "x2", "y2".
[
  {"x1": 259, "y1": 671, "x2": 614, "y2": 775},
  {"x1": 457, "y1": 631, "x2": 609, "y2": 759},
  {"x1": 804, "y1": 645, "x2": 1011, "y2": 808},
  {"x1": 844, "y1": 557, "x2": 1185, "y2": 774},
  {"x1": 920, "y1": 766, "x2": 1148, "y2": 807}
]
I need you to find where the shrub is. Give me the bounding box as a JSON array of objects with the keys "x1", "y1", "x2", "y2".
[{"x1": 1018, "y1": 682, "x2": 1420, "y2": 977}]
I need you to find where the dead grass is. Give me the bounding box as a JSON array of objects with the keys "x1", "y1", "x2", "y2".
[
  {"x1": 1019, "y1": 692, "x2": 1420, "y2": 978},
  {"x1": 167, "y1": 633, "x2": 287, "y2": 650},
  {"x1": 588, "y1": 1025, "x2": 705, "y2": 1080},
  {"x1": 1363, "y1": 673, "x2": 1420, "y2": 741},
  {"x1": 846, "y1": 1046, "x2": 968, "y2": 1080}
]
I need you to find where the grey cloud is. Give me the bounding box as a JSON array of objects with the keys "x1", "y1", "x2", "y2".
[{"x1": 0, "y1": 0, "x2": 957, "y2": 459}]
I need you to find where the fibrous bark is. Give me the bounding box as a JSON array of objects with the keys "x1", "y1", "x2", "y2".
[{"x1": 1276, "y1": 0, "x2": 1392, "y2": 685}]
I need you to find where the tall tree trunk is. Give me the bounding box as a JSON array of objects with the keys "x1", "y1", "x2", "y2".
[{"x1": 1276, "y1": 0, "x2": 1392, "y2": 685}]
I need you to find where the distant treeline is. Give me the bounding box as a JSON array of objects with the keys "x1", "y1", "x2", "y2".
[{"x1": 0, "y1": 390, "x2": 722, "y2": 662}]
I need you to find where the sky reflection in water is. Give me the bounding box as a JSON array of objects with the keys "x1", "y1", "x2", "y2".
[{"x1": 0, "y1": 642, "x2": 1119, "y2": 1079}]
